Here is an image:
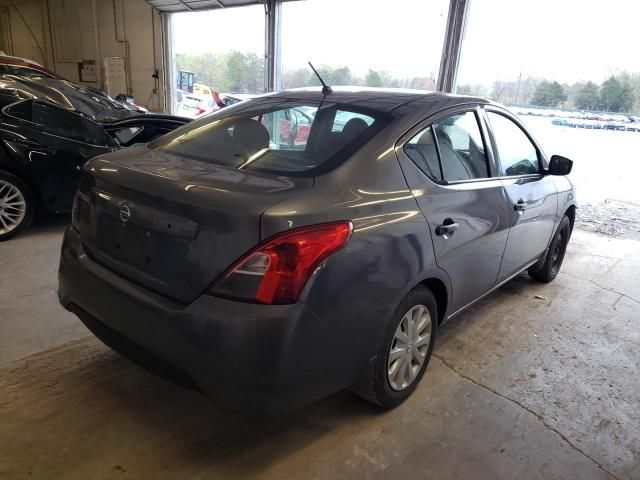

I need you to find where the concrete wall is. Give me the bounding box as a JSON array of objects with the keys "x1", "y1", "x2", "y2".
[{"x1": 0, "y1": 0, "x2": 166, "y2": 112}]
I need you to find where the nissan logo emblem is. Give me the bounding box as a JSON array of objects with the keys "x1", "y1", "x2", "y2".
[{"x1": 119, "y1": 203, "x2": 131, "y2": 223}]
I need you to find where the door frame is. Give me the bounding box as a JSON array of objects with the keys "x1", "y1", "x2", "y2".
[{"x1": 394, "y1": 103, "x2": 500, "y2": 182}]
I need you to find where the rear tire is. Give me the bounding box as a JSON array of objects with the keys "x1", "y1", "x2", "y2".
[
  {"x1": 528, "y1": 215, "x2": 571, "y2": 283},
  {"x1": 0, "y1": 171, "x2": 34, "y2": 241},
  {"x1": 367, "y1": 286, "x2": 438, "y2": 408}
]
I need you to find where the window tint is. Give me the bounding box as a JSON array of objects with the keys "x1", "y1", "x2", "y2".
[
  {"x1": 404, "y1": 126, "x2": 443, "y2": 181},
  {"x1": 405, "y1": 111, "x2": 490, "y2": 182},
  {"x1": 152, "y1": 102, "x2": 388, "y2": 176},
  {"x1": 433, "y1": 112, "x2": 489, "y2": 181},
  {"x1": 487, "y1": 112, "x2": 539, "y2": 176},
  {"x1": 5, "y1": 100, "x2": 111, "y2": 145}
]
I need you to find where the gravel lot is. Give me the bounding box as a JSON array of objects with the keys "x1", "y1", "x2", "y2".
[{"x1": 521, "y1": 115, "x2": 640, "y2": 239}]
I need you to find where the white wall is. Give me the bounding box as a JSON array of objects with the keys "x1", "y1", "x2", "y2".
[
  {"x1": 0, "y1": 0, "x2": 166, "y2": 112},
  {"x1": 0, "y1": 0, "x2": 52, "y2": 65}
]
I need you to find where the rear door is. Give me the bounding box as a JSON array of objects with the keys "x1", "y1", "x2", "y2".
[
  {"x1": 396, "y1": 106, "x2": 512, "y2": 313},
  {"x1": 483, "y1": 108, "x2": 558, "y2": 280}
]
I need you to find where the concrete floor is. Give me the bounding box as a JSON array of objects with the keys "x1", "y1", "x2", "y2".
[{"x1": 0, "y1": 218, "x2": 639, "y2": 480}]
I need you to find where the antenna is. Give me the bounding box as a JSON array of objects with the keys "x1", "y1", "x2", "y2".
[{"x1": 308, "y1": 61, "x2": 332, "y2": 95}]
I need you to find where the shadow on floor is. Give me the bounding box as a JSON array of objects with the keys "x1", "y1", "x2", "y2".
[
  {"x1": 0, "y1": 265, "x2": 542, "y2": 478},
  {"x1": 19, "y1": 213, "x2": 69, "y2": 240}
]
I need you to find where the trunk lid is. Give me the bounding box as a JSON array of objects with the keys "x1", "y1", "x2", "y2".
[{"x1": 77, "y1": 146, "x2": 313, "y2": 303}]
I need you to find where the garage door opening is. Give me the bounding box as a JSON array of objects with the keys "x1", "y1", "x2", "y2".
[
  {"x1": 169, "y1": 5, "x2": 266, "y2": 118},
  {"x1": 280, "y1": 0, "x2": 449, "y2": 90},
  {"x1": 456, "y1": 0, "x2": 640, "y2": 239}
]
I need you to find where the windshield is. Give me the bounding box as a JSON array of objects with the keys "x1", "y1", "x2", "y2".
[{"x1": 150, "y1": 99, "x2": 390, "y2": 176}]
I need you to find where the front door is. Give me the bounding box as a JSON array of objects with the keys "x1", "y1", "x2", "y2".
[
  {"x1": 483, "y1": 109, "x2": 558, "y2": 280},
  {"x1": 397, "y1": 108, "x2": 512, "y2": 313}
]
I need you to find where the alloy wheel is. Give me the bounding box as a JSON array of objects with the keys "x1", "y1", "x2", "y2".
[
  {"x1": 387, "y1": 304, "x2": 432, "y2": 391},
  {"x1": 0, "y1": 180, "x2": 27, "y2": 235}
]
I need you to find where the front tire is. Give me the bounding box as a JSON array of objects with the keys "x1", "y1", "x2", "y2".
[
  {"x1": 369, "y1": 286, "x2": 438, "y2": 408},
  {"x1": 0, "y1": 171, "x2": 35, "y2": 241},
  {"x1": 529, "y1": 215, "x2": 571, "y2": 283}
]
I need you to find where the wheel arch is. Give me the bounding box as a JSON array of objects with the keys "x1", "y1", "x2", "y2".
[
  {"x1": 565, "y1": 204, "x2": 576, "y2": 232},
  {"x1": 419, "y1": 277, "x2": 449, "y2": 326}
]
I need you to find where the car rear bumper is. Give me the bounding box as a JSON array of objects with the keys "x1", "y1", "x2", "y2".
[{"x1": 58, "y1": 227, "x2": 377, "y2": 413}]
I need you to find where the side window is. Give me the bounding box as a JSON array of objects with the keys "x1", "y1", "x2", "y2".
[
  {"x1": 404, "y1": 111, "x2": 490, "y2": 182},
  {"x1": 487, "y1": 112, "x2": 539, "y2": 176},
  {"x1": 32, "y1": 102, "x2": 109, "y2": 145},
  {"x1": 5, "y1": 100, "x2": 111, "y2": 145},
  {"x1": 404, "y1": 126, "x2": 443, "y2": 181}
]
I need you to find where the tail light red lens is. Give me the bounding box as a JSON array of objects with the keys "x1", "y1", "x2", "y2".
[{"x1": 209, "y1": 221, "x2": 353, "y2": 305}]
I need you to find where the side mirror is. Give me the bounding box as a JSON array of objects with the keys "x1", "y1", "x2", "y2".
[{"x1": 548, "y1": 155, "x2": 573, "y2": 176}]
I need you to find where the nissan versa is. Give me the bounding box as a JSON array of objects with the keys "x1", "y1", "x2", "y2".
[{"x1": 58, "y1": 88, "x2": 575, "y2": 413}]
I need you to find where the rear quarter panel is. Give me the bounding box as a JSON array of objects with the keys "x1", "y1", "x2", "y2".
[{"x1": 261, "y1": 126, "x2": 450, "y2": 350}]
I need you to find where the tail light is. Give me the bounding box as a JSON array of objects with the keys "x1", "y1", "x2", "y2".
[
  {"x1": 209, "y1": 221, "x2": 353, "y2": 305},
  {"x1": 195, "y1": 106, "x2": 206, "y2": 116}
]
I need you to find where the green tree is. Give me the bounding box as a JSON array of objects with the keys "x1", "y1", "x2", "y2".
[
  {"x1": 531, "y1": 80, "x2": 567, "y2": 107},
  {"x1": 365, "y1": 69, "x2": 383, "y2": 87},
  {"x1": 282, "y1": 67, "x2": 312, "y2": 89},
  {"x1": 600, "y1": 75, "x2": 635, "y2": 113},
  {"x1": 364, "y1": 69, "x2": 392, "y2": 87},
  {"x1": 312, "y1": 65, "x2": 352, "y2": 86},
  {"x1": 575, "y1": 81, "x2": 600, "y2": 110}
]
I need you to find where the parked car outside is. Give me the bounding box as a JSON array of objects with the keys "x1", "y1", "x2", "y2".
[
  {"x1": 58, "y1": 88, "x2": 576, "y2": 413},
  {"x1": 176, "y1": 92, "x2": 217, "y2": 118},
  {"x1": 0, "y1": 76, "x2": 190, "y2": 240}
]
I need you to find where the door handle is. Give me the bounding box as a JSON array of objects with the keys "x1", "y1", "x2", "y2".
[
  {"x1": 514, "y1": 199, "x2": 526, "y2": 213},
  {"x1": 435, "y1": 218, "x2": 459, "y2": 237}
]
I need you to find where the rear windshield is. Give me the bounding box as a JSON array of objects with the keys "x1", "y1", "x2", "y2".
[{"x1": 149, "y1": 99, "x2": 391, "y2": 176}]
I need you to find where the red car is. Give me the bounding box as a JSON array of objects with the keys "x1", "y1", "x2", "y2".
[{"x1": 0, "y1": 54, "x2": 59, "y2": 78}]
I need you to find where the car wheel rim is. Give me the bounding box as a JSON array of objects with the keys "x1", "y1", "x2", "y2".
[
  {"x1": 0, "y1": 180, "x2": 26, "y2": 235},
  {"x1": 387, "y1": 304, "x2": 432, "y2": 391}
]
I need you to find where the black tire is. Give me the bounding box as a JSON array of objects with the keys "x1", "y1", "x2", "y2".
[
  {"x1": 368, "y1": 286, "x2": 438, "y2": 408},
  {"x1": 528, "y1": 215, "x2": 571, "y2": 283},
  {"x1": 0, "y1": 170, "x2": 35, "y2": 241}
]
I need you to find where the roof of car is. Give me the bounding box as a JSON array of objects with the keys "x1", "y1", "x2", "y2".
[
  {"x1": 270, "y1": 86, "x2": 490, "y2": 112},
  {"x1": 0, "y1": 54, "x2": 44, "y2": 67},
  {"x1": 0, "y1": 55, "x2": 60, "y2": 78}
]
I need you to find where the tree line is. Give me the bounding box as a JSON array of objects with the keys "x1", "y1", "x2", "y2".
[
  {"x1": 176, "y1": 51, "x2": 435, "y2": 94},
  {"x1": 459, "y1": 73, "x2": 639, "y2": 114},
  {"x1": 177, "y1": 52, "x2": 639, "y2": 115}
]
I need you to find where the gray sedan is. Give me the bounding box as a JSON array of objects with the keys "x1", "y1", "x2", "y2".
[{"x1": 58, "y1": 88, "x2": 576, "y2": 413}]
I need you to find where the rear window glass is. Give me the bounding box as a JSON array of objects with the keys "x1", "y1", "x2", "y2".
[{"x1": 150, "y1": 100, "x2": 390, "y2": 176}]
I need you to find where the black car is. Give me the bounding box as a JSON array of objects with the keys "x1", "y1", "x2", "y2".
[{"x1": 0, "y1": 76, "x2": 189, "y2": 240}]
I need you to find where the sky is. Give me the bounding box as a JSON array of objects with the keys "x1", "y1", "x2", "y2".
[{"x1": 173, "y1": 0, "x2": 640, "y2": 86}]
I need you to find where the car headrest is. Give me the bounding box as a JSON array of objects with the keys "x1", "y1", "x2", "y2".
[
  {"x1": 233, "y1": 118, "x2": 269, "y2": 151},
  {"x1": 342, "y1": 118, "x2": 369, "y2": 139}
]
